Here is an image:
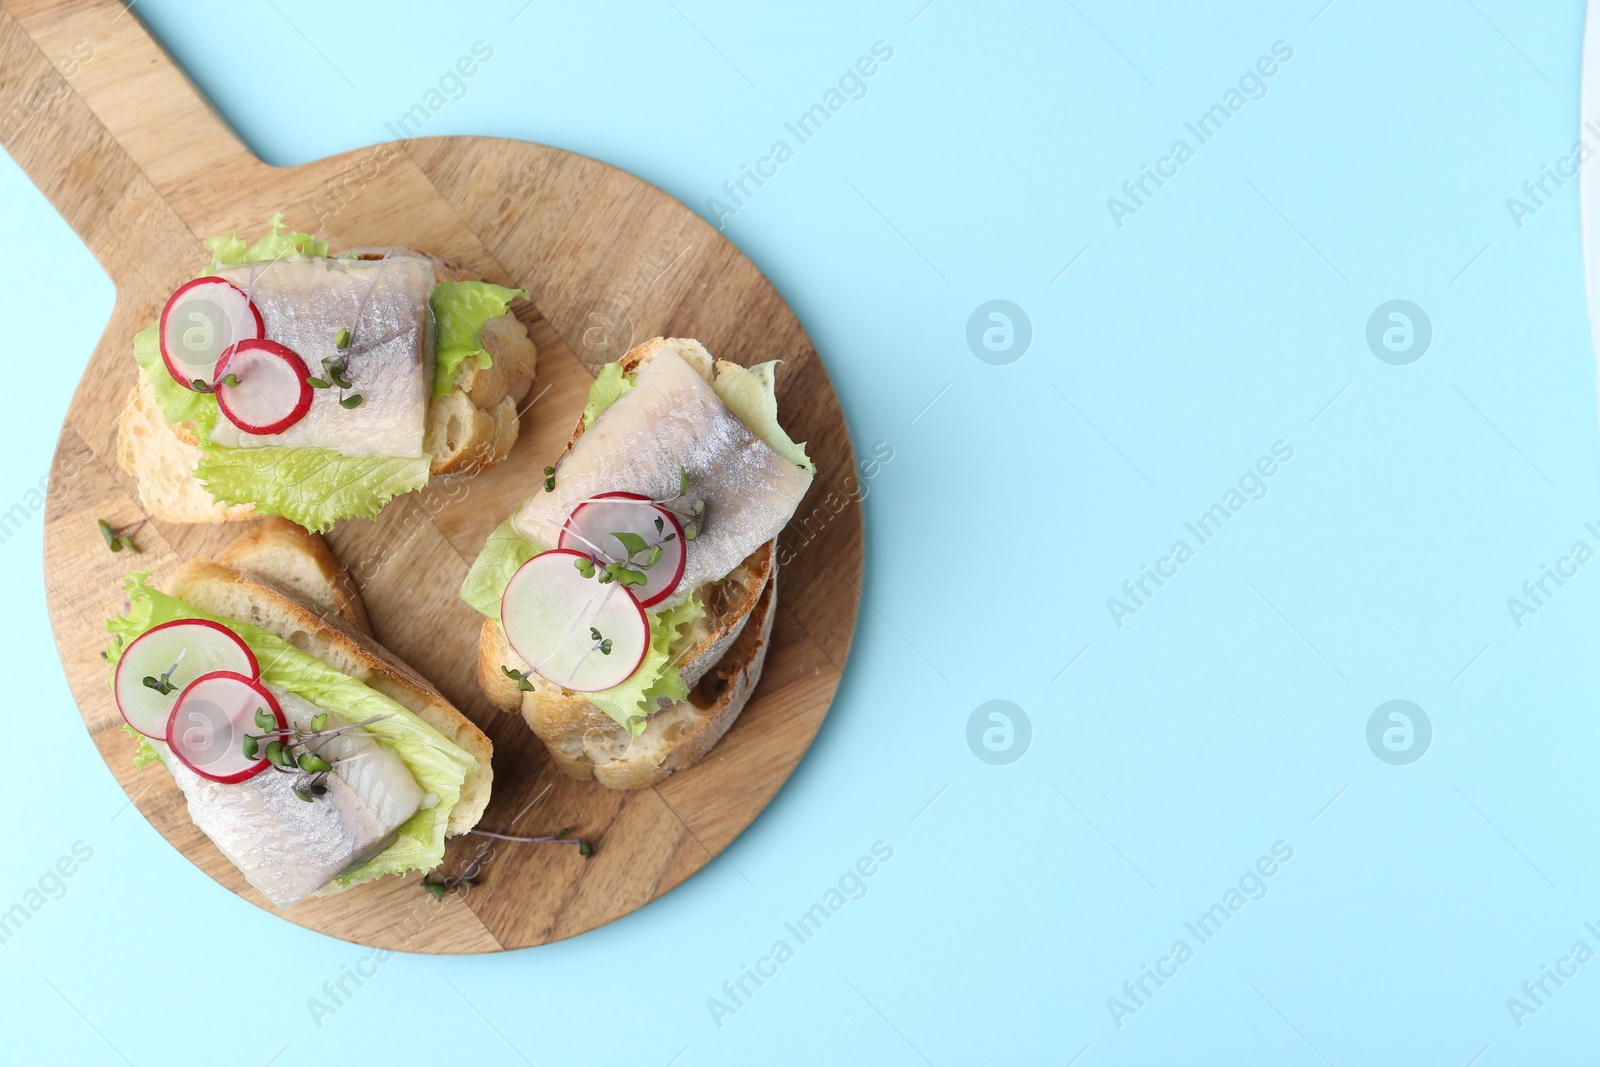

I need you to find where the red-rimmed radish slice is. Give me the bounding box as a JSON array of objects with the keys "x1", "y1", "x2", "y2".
[
  {"x1": 215, "y1": 339, "x2": 313, "y2": 435},
  {"x1": 501, "y1": 549, "x2": 649, "y2": 693},
  {"x1": 114, "y1": 619, "x2": 259, "y2": 738},
  {"x1": 159, "y1": 277, "x2": 264, "y2": 391},
  {"x1": 558, "y1": 491, "x2": 686, "y2": 608},
  {"x1": 166, "y1": 671, "x2": 285, "y2": 784}
]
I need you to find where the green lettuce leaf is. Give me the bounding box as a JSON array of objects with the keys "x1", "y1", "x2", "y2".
[
  {"x1": 194, "y1": 445, "x2": 429, "y2": 534},
  {"x1": 106, "y1": 574, "x2": 477, "y2": 889},
  {"x1": 431, "y1": 281, "x2": 527, "y2": 396},
  {"x1": 582, "y1": 361, "x2": 633, "y2": 430},
  {"x1": 121, "y1": 723, "x2": 161, "y2": 771},
  {"x1": 460, "y1": 510, "x2": 545, "y2": 617},
  {"x1": 711, "y1": 361, "x2": 814, "y2": 473},
  {"x1": 589, "y1": 596, "x2": 705, "y2": 735},
  {"x1": 205, "y1": 212, "x2": 328, "y2": 266}
]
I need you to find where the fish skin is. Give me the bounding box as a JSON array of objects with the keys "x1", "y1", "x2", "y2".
[
  {"x1": 514, "y1": 349, "x2": 812, "y2": 609},
  {"x1": 161, "y1": 689, "x2": 424, "y2": 908},
  {"x1": 210, "y1": 256, "x2": 435, "y2": 459}
]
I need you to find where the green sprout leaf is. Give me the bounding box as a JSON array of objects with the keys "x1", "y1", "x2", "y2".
[
  {"x1": 501, "y1": 665, "x2": 534, "y2": 692},
  {"x1": 98, "y1": 518, "x2": 142, "y2": 554},
  {"x1": 612, "y1": 531, "x2": 648, "y2": 557},
  {"x1": 335, "y1": 327, "x2": 351, "y2": 350}
]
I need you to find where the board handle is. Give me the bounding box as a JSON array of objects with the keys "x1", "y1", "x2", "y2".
[{"x1": 0, "y1": 0, "x2": 263, "y2": 247}]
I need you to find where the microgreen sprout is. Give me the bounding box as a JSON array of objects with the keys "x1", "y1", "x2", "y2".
[
  {"x1": 309, "y1": 354, "x2": 354, "y2": 393},
  {"x1": 189, "y1": 373, "x2": 241, "y2": 393},
  {"x1": 97, "y1": 517, "x2": 148, "y2": 554},
  {"x1": 240, "y1": 710, "x2": 394, "y2": 803},
  {"x1": 421, "y1": 840, "x2": 495, "y2": 900},
  {"x1": 469, "y1": 826, "x2": 591, "y2": 857},
  {"x1": 335, "y1": 327, "x2": 351, "y2": 350},
  {"x1": 141, "y1": 648, "x2": 185, "y2": 695},
  {"x1": 652, "y1": 467, "x2": 706, "y2": 540},
  {"x1": 501, "y1": 664, "x2": 536, "y2": 691},
  {"x1": 340, "y1": 394, "x2": 363, "y2": 408},
  {"x1": 569, "y1": 626, "x2": 615, "y2": 680},
  {"x1": 573, "y1": 524, "x2": 677, "y2": 590}
]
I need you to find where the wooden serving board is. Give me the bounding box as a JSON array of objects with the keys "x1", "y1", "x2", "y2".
[{"x1": 7, "y1": 0, "x2": 861, "y2": 952}]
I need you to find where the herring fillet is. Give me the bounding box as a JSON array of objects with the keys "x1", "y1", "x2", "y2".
[
  {"x1": 514, "y1": 350, "x2": 813, "y2": 607},
  {"x1": 160, "y1": 689, "x2": 425, "y2": 908},
  {"x1": 210, "y1": 256, "x2": 435, "y2": 459}
]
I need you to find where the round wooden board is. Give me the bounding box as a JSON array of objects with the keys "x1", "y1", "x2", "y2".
[{"x1": 10, "y1": 0, "x2": 862, "y2": 952}]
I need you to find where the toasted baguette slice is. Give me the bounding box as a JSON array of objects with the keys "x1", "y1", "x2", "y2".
[
  {"x1": 476, "y1": 337, "x2": 787, "y2": 789},
  {"x1": 117, "y1": 251, "x2": 538, "y2": 525},
  {"x1": 165, "y1": 554, "x2": 492, "y2": 834},
  {"x1": 217, "y1": 516, "x2": 372, "y2": 636}
]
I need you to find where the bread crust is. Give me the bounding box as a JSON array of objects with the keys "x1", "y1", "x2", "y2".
[
  {"x1": 475, "y1": 337, "x2": 785, "y2": 789},
  {"x1": 167, "y1": 558, "x2": 493, "y2": 833},
  {"x1": 217, "y1": 516, "x2": 372, "y2": 636},
  {"x1": 117, "y1": 251, "x2": 537, "y2": 525}
]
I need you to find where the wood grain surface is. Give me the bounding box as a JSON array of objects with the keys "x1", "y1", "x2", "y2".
[{"x1": 5, "y1": 0, "x2": 862, "y2": 952}]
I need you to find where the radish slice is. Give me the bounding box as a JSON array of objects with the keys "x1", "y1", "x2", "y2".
[
  {"x1": 558, "y1": 492, "x2": 686, "y2": 608},
  {"x1": 215, "y1": 339, "x2": 313, "y2": 435},
  {"x1": 159, "y1": 277, "x2": 264, "y2": 391},
  {"x1": 114, "y1": 619, "x2": 259, "y2": 738},
  {"x1": 166, "y1": 671, "x2": 285, "y2": 784},
  {"x1": 501, "y1": 549, "x2": 650, "y2": 693}
]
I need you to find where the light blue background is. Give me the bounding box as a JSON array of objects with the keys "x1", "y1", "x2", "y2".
[{"x1": 2, "y1": 1, "x2": 1595, "y2": 1063}]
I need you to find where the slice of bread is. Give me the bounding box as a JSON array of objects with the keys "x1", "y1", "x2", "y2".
[
  {"x1": 216, "y1": 516, "x2": 372, "y2": 636},
  {"x1": 475, "y1": 337, "x2": 784, "y2": 789},
  {"x1": 159, "y1": 528, "x2": 493, "y2": 833},
  {"x1": 117, "y1": 251, "x2": 538, "y2": 524}
]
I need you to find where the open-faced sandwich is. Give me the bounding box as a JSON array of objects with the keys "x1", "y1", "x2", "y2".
[
  {"x1": 461, "y1": 337, "x2": 815, "y2": 789},
  {"x1": 105, "y1": 518, "x2": 492, "y2": 907},
  {"x1": 118, "y1": 215, "x2": 538, "y2": 532}
]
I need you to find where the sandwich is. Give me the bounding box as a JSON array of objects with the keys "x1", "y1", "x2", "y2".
[
  {"x1": 461, "y1": 337, "x2": 815, "y2": 789},
  {"x1": 118, "y1": 215, "x2": 538, "y2": 532},
  {"x1": 104, "y1": 518, "x2": 492, "y2": 908}
]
